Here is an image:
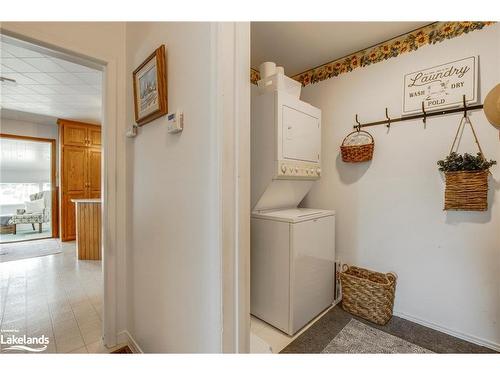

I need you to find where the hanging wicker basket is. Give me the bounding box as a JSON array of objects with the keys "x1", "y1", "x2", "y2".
[
  {"x1": 442, "y1": 116, "x2": 491, "y2": 211},
  {"x1": 340, "y1": 129, "x2": 374, "y2": 163},
  {"x1": 340, "y1": 265, "x2": 396, "y2": 325},
  {"x1": 444, "y1": 170, "x2": 489, "y2": 211}
]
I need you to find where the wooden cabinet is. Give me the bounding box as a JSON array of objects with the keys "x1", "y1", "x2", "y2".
[
  {"x1": 62, "y1": 121, "x2": 101, "y2": 148},
  {"x1": 62, "y1": 123, "x2": 88, "y2": 147},
  {"x1": 88, "y1": 149, "x2": 101, "y2": 196},
  {"x1": 88, "y1": 128, "x2": 101, "y2": 147},
  {"x1": 58, "y1": 119, "x2": 102, "y2": 241},
  {"x1": 62, "y1": 192, "x2": 80, "y2": 241},
  {"x1": 63, "y1": 146, "x2": 87, "y2": 193}
]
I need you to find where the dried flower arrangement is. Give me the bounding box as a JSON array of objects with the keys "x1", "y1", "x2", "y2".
[{"x1": 437, "y1": 152, "x2": 496, "y2": 172}]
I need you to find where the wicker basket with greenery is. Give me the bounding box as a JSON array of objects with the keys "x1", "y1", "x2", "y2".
[{"x1": 438, "y1": 117, "x2": 496, "y2": 211}]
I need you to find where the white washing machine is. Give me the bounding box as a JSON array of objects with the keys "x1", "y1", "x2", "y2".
[
  {"x1": 251, "y1": 84, "x2": 335, "y2": 336},
  {"x1": 251, "y1": 208, "x2": 335, "y2": 335}
]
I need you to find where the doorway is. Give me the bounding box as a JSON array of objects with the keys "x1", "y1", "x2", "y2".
[
  {"x1": 0, "y1": 32, "x2": 108, "y2": 353},
  {"x1": 0, "y1": 134, "x2": 58, "y2": 245}
]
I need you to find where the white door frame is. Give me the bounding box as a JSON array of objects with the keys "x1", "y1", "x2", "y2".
[
  {"x1": 0, "y1": 25, "x2": 122, "y2": 348},
  {"x1": 214, "y1": 22, "x2": 251, "y2": 353}
]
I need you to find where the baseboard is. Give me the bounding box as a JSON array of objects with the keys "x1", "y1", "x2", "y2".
[
  {"x1": 393, "y1": 310, "x2": 500, "y2": 352},
  {"x1": 116, "y1": 330, "x2": 144, "y2": 353}
]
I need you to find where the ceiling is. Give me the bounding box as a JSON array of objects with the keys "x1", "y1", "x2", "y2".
[
  {"x1": 0, "y1": 38, "x2": 102, "y2": 124},
  {"x1": 251, "y1": 22, "x2": 431, "y2": 76}
]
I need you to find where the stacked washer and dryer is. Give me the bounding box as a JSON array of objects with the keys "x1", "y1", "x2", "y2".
[{"x1": 251, "y1": 63, "x2": 336, "y2": 336}]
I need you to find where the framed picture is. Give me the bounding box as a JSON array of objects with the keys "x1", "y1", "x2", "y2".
[{"x1": 133, "y1": 45, "x2": 168, "y2": 125}]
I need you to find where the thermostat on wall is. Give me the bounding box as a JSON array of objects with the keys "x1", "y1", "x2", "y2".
[{"x1": 167, "y1": 110, "x2": 183, "y2": 133}]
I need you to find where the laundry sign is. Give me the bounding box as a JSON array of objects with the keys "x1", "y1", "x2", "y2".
[{"x1": 402, "y1": 56, "x2": 478, "y2": 115}]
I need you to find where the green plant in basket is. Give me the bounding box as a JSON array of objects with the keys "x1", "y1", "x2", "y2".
[
  {"x1": 437, "y1": 152, "x2": 496, "y2": 172},
  {"x1": 440, "y1": 116, "x2": 496, "y2": 211}
]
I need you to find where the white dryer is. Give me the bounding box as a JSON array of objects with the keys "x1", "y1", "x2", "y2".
[{"x1": 251, "y1": 89, "x2": 322, "y2": 212}]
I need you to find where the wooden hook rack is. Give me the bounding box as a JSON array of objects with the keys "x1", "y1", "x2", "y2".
[{"x1": 353, "y1": 95, "x2": 483, "y2": 130}]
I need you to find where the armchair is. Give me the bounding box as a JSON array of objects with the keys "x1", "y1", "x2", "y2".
[{"x1": 8, "y1": 191, "x2": 51, "y2": 234}]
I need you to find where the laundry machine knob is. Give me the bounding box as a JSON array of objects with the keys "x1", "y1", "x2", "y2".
[
  {"x1": 316, "y1": 168, "x2": 321, "y2": 175},
  {"x1": 281, "y1": 164, "x2": 287, "y2": 173},
  {"x1": 294, "y1": 167, "x2": 298, "y2": 173}
]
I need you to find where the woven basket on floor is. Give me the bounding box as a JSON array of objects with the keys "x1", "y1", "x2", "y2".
[
  {"x1": 340, "y1": 265, "x2": 396, "y2": 325},
  {"x1": 442, "y1": 116, "x2": 491, "y2": 211},
  {"x1": 444, "y1": 170, "x2": 489, "y2": 211},
  {"x1": 340, "y1": 130, "x2": 374, "y2": 163}
]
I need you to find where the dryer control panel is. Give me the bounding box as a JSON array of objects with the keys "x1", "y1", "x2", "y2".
[{"x1": 277, "y1": 160, "x2": 321, "y2": 179}]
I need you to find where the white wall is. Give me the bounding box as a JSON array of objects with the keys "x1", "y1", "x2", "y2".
[
  {"x1": 301, "y1": 24, "x2": 500, "y2": 349},
  {"x1": 0, "y1": 117, "x2": 58, "y2": 139},
  {"x1": 125, "y1": 22, "x2": 221, "y2": 352}
]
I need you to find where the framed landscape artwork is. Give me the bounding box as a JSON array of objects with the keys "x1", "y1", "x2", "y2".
[{"x1": 133, "y1": 44, "x2": 168, "y2": 125}]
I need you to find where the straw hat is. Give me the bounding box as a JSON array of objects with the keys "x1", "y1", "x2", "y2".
[{"x1": 483, "y1": 84, "x2": 500, "y2": 127}]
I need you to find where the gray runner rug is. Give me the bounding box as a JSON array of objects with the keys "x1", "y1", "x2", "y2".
[{"x1": 322, "y1": 319, "x2": 433, "y2": 354}]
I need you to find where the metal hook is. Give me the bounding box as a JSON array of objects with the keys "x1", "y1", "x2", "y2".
[
  {"x1": 355, "y1": 114, "x2": 361, "y2": 131},
  {"x1": 385, "y1": 108, "x2": 391, "y2": 128},
  {"x1": 462, "y1": 94, "x2": 468, "y2": 118},
  {"x1": 421, "y1": 102, "x2": 427, "y2": 127}
]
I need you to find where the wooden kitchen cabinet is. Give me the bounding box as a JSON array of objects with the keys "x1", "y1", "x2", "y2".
[
  {"x1": 62, "y1": 146, "x2": 87, "y2": 193},
  {"x1": 88, "y1": 127, "x2": 102, "y2": 147},
  {"x1": 88, "y1": 149, "x2": 102, "y2": 196},
  {"x1": 58, "y1": 119, "x2": 101, "y2": 241},
  {"x1": 62, "y1": 122, "x2": 88, "y2": 147}
]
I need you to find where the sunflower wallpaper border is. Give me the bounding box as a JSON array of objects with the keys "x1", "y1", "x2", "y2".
[{"x1": 250, "y1": 21, "x2": 494, "y2": 87}]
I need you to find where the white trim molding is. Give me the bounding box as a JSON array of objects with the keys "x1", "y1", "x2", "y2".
[
  {"x1": 213, "y1": 22, "x2": 251, "y2": 353},
  {"x1": 393, "y1": 310, "x2": 500, "y2": 352},
  {"x1": 117, "y1": 330, "x2": 144, "y2": 354}
]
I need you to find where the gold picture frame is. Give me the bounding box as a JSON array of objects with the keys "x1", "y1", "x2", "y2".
[{"x1": 133, "y1": 45, "x2": 168, "y2": 126}]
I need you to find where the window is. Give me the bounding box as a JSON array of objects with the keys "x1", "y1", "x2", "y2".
[{"x1": 0, "y1": 183, "x2": 43, "y2": 205}]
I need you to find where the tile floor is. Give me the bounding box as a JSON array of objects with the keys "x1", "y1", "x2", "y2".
[
  {"x1": 250, "y1": 304, "x2": 336, "y2": 353},
  {"x1": 0, "y1": 240, "x2": 107, "y2": 354}
]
